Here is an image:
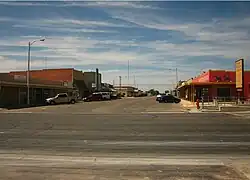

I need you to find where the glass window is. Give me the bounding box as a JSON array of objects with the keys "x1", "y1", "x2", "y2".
[{"x1": 58, "y1": 94, "x2": 67, "y2": 98}]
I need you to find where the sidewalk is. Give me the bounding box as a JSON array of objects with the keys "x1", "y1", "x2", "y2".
[
  {"x1": 180, "y1": 99, "x2": 196, "y2": 109},
  {"x1": 230, "y1": 160, "x2": 250, "y2": 179}
]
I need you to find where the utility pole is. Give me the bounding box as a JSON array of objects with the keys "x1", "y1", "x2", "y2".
[
  {"x1": 27, "y1": 42, "x2": 31, "y2": 106},
  {"x1": 119, "y1": 76, "x2": 122, "y2": 94},
  {"x1": 96, "y1": 68, "x2": 99, "y2": 92},
  {"x1": 133, "y1": 75, "x2": 136, "y2": 87},
  {"x1": 127, "y1": 60, "x2": 130, "y2": 86},
  {"x1": 175, "y1": 68, "x2": 178, "y2": 85},
  {"x1": 44, "y1": 57, "x2": 47, "y2": 69},
  {"x1": 27, "y1": 38, "x2": 45, "y2": 106}
]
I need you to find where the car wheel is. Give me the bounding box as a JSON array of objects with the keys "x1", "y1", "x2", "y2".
[
  {"x1": 71, "y1": 100, "x2": 76, "y2": 104},
  {"x1": 50, "y1": 101, "x2": 56, "y2": 105}
]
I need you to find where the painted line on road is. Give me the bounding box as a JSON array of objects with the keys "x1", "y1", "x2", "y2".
[
  {"x1": 0, "y1": 111, "x2": 33, "y2": 114},
  {"x1": 79, "y1": 140, "x2": 250, "y2": 147},
  {"x1": 141, "y1": 111, "x2": 187, "y2": 114},
  {"x1": 0, "y1": 154, "x2": 224, "y2": 166}
]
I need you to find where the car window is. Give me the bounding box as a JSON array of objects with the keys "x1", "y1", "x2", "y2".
[{"x1": 58, "y1": 94, "x2": 67, "y2": 98}]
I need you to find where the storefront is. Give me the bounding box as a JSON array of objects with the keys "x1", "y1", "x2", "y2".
[
  {"x1": 177, "y1": 70, "x2": 250, "y2": 102},
  {"x1": 0, "y1": 74, "x2": 72, "y2": 108}
]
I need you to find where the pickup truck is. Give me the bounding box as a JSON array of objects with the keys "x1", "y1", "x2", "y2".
[{"x1": 46, "y1": 93, "x2": 76, "y2": 105}]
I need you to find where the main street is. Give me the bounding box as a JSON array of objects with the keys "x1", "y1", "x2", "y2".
[{"x1": 0, "y1": 97, "x2": 250, "y2": 179}]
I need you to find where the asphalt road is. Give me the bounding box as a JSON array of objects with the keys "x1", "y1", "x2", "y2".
[
  {"x1": 0, "y1": 111, "x2": 250, "y2": 179},
  {"x1": 5, "y1": 96, "x2": 185, "y2": 113}
]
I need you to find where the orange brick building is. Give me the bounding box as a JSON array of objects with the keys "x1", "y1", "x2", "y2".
[{"x1": 10, "y1": 68, "x2": 89, "y2": 98}]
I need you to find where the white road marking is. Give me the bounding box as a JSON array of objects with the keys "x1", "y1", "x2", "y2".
[
  {"x1": 81, "y1": 140, "x2": 250, "y2": 147},
  {"x1": 141, "y1": 111, "x2": 187, "y2": 114},
  {"x1": 0, "y1": 154, "x2": 224, "y2": 166}
]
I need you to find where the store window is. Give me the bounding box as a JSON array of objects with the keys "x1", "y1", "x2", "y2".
[
  {"x1": 217, "y1": 88, "x2": 230, "y2": 98},
  {"x1": 201, "y1": 88, "x2": 209, "y2": 96}
]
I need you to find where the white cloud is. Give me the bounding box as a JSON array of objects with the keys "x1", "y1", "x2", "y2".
[
  {"x1": 107, "y1": 10, "x2": 250, "y2": 60},
  {"x1": 77, "y1": 2, "x2": 161, "y2": 9},
  {"x1": 0, "y1": 1, "x2": 161, "y2": 9},
  {"x1": 0, "y1": 36, "x2": 150, "y2": 66},
  {"x1": 11, "y1": 18, "x2": 130, "y2": 30},
  {"x1": 13, "y1": 24, "x2": 116, "y2": 33},
  {"x1": 0, "y1": 2, "x2": 49, "y2": 6},
  {"x1": 2, "y1": 5, "x2": 250, "y2": 91},
  {"x1": 0, "y1": 55, "x2": 47, "y2": 72}
]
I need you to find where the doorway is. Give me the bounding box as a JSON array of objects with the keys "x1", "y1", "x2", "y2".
[{"x1": 217, "y1": 88, "x2": 230, "y2": 99}]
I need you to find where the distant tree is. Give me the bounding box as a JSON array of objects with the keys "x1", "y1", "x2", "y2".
[{"x1": 165, "y1": 90, "x2": 170, "y2": 94}]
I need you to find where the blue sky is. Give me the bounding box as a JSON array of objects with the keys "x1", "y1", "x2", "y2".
[{"x1": 1, "y1": 1, "x2": 250, "y2": 91}]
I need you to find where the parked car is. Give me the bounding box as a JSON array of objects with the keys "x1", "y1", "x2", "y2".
[
  {"x1": 156, "y1": 93, "x2": 166, "y2": 101},
  {"x1": 92, "y1": 92, "x2": 111, "y2": 100},
  {"x1": 46, "y1": 93, "x2": 77, "y2": 105},
  {"x1": 83, "y1": 93, "x2": 103, "y2": 102},
  {"x1": 157, "y1": 94, "x2": 181, "y2": 103}
]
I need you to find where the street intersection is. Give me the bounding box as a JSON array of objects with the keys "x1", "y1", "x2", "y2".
[{"x1": 0, "y1": 97, "x2": 250, "y2": 179}]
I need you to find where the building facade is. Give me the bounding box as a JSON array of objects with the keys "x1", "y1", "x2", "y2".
[
  {"x1": 0, "y1": 73, "x2": 71, "y2": 108},
  {"x1": 83, "y1": 71, "x2": 102, "y2": 92},
  {"x1": 114, "y1": 86, "x2": 138, "y2": 97},
  {"x1": 177, "y1": 70, "x2": 250, "y2": 102},
  {"x1": 10, "y1": 68, "x2": 89, "y2": 98}
]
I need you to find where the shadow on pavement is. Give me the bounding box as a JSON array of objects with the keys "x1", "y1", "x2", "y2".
[{"x1": 0, "y1": 103, "x2": 48, "y2": 110}]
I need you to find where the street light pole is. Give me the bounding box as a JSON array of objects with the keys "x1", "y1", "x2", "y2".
[
  {"x1": 175, "y1": 68, "x2": 178, "y2": 85},
  {"x1": 27, "y1": 42, "x2": 31, "y2": 105},
  {"x1": 27, "y1": 38, "x2": 45, "y2": 105}
]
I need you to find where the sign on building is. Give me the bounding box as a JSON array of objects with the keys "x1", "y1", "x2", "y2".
[
  {"x1": 14, "y1": 75, "x2": 26, "y2": 82},
  {"x1": 235, "y1": 59, "x2": 244, "y2": 91}
]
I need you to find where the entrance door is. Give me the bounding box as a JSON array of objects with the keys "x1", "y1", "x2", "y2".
[{"x1": 217, "y1": 88, "x2": 230, "y2": 99}]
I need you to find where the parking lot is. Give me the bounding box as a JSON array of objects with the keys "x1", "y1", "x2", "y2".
[{"x1": 5, "y1": 96, "x2": 185, "y2": 114}]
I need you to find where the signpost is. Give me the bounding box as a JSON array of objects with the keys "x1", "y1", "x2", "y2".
[{"x1": 235, "y1": 59, "x2": 244, "y2": 102}]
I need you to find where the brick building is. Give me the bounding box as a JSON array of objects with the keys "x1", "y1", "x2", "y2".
[
  {"x1": 10, "y1": 68, "x2": 90, "y2": 98},
  {"x1": 0, "y1": 73, "x2": 71, "y2": 107}
]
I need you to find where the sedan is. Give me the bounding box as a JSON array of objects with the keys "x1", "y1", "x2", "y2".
[{"x1": 157, "y1": 94, "x2": 181, "y2": 103}]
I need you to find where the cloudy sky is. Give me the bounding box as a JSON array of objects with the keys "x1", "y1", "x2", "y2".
[{"x1": 0, "y1": 1, "x2": 250, "y2": 91}]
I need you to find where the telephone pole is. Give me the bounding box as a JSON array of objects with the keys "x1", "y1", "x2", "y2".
[
  {"x1": 133, "y1": 75, "x2": 136, "y2": 87},
  {"x1": 119, "y1": 76, "x2": 122, "y2": 93},
  {"x1": 175, "y1": 68, "x2": 178, "y2": 85},
  {"x1": 127, "y1": 60, "x2": 130, "y2": 86}
]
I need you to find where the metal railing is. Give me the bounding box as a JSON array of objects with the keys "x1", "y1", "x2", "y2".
[{"x1": 199, "y1": 96, "x2": 250, "y2": 109}]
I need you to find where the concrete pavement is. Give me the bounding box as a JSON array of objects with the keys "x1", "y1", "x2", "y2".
[{"x1": 0, "y1": 112, "x2": 250, "y2": 179}]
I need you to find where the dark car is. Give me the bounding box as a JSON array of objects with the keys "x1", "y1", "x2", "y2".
[
  {"x1": 157, "y1": 94, "x2": 181, "y2": 103},
  {"x1": 83, "y1": 93, "x2": 103, "y2": 102}
]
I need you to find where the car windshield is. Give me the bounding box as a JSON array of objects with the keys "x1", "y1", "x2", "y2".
[{"x1": 1, "y1": 1, "x2": 250, "y2": 180}]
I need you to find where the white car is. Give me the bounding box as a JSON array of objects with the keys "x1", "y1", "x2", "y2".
[{"x1": 46, "y1": 93, "x2": 76, "y2": 105}]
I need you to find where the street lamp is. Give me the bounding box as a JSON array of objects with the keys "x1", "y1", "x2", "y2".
[{"x1": 27, "y1": 38, "x2": 45, "y2": 105}]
